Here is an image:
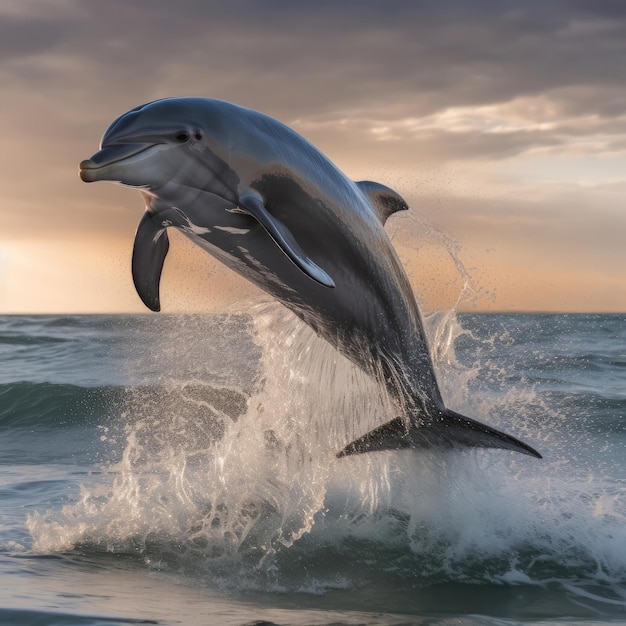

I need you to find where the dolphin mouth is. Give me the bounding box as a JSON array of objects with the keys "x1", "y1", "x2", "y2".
[{"x1": 79, "y1": 143, "x2": 157, "y2": 182}]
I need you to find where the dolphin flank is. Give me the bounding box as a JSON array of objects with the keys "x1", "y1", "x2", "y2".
[{"x1": 80, "y1": 97, "x2": 541, "y2": 460}]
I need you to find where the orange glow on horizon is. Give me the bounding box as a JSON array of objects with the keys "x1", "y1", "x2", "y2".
[{"x1": 2, "y1": 229, "x2": 624, "y2": 315}]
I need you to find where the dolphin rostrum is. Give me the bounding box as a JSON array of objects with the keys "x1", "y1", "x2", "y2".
[{"x1": 80, "y1": 97, "x2": 541, "y2": 460}]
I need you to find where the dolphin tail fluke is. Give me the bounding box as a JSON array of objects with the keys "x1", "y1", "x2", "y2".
[{"x1": 337, "y1": 408, "x2": 541, "y2": 459}]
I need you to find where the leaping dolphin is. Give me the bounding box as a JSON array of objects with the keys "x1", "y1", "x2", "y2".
[{"x1": 80, "y1": 97, "x2": 541, "y2": 460}]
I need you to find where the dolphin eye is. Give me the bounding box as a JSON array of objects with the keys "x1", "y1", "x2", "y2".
[{"x1": 175, "y1": 131, "x2": 190, "y2": 142}]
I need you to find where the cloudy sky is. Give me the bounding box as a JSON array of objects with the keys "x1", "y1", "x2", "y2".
[{"x1": 1, "y1": 0, "x2": 625, "y2": 312}]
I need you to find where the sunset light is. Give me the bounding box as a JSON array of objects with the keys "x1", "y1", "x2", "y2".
[{"x1": 0, "y1": 1, "x2": 624, "y2": 313}]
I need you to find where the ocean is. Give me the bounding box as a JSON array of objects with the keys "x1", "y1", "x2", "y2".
[{"x1": 0, "y1": 307, "x2": 624, "y2": 625}]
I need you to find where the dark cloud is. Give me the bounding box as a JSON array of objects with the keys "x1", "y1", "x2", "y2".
[
  {"x1": 0, "y1": 16, "x2": 79, "y2": 61},
  {"x1": 2, "y1": 0, "x2": 626, "y2": 230},
  {"x1": 2, "y1": 0, "x2": 625, "y2": 120}
]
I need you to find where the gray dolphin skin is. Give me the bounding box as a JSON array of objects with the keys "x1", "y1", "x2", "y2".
[{"x1": 80, "y1": 97, "x2": 541, "y2": 460}]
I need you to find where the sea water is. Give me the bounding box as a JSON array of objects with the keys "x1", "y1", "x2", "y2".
[{"x1": 0, "y1": 308, "x2": 625, "y2": 625}]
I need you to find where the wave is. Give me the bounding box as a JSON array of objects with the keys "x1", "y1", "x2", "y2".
[
  {"x1": 0, "y1": 607, "x2": 157, "y2": 625},
  {"x1": 25, "y1": 306, "x2": 626, "y2": 613},
  {"x1": 0, "y1": 335, "x2": 70, "y2": 346},
  {"x1": 0, "y1": 381, "x2": 248, "y2": 432},
  {"x1": 0, "y1": 382, "x2": 119, "y2": 430}
]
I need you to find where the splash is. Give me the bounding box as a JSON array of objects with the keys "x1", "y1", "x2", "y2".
[
  {"x1": 27, "y1": 305, "x2": 398, "y2": 568},
  {"x1": 25, "y1": 306, "x2": 626, "y2": 605},
  {"x1": 26, "y1": 234, "x2": 626, "y2": 610}
]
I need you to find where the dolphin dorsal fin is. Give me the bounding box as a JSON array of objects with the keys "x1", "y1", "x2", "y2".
[
  {"x1": 356, "y1": 181, "x2": 408, "y2": 224},
  {"x1": 237, "y1": 189, "x2": 335, "y2": 288}
]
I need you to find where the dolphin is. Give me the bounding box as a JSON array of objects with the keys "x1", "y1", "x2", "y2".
[{"x1": 79, "y1": 97, "x2": 541, "y2": 460}]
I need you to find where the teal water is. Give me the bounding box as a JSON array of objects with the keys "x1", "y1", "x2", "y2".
[{"x1": 0, "y1": 309, "x2": 625, "y2": 625}]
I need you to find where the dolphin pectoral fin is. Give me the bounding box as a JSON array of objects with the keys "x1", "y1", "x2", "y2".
[
  {"x1": 238, "y1": 189, "x2": 335, "y2": 288},
  {"x1": 337, "y1": 409, "x2": 542, "y2": 459},
  {"x1": 355, "y1": 181, "x2": 409, "y2": 224},
  {"x1": 132, "y1": 211, "x2": 170, "y2": 312}
]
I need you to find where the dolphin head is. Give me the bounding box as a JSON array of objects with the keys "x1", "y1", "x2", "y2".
[{"x1": 79, "y1": 98, "x2": 239, "y2": 203}]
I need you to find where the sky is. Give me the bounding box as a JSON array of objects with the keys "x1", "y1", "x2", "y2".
[{"x1": 1, "y1": 0, "x2": 625, "y2": 313}]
